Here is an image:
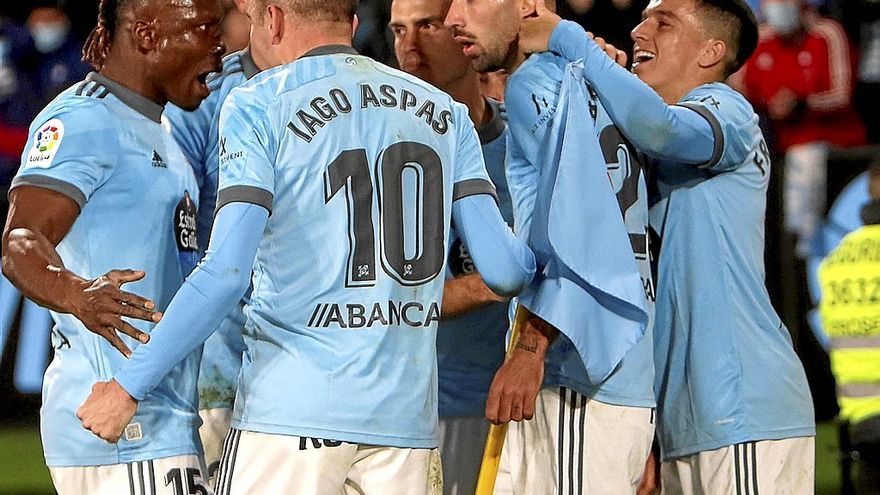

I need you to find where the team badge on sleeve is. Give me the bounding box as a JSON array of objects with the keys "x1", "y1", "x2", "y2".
[{"x1": 26, "y1": 119, "x2": 65, "y2": 168}]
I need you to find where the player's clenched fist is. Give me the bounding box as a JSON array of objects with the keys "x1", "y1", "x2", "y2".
[
  {"x1": 77, "y1": 380, "x2": 139, "y2": 443},
  {"x1": 68, "y1": 269, "x2": 161, "y2": 358}
]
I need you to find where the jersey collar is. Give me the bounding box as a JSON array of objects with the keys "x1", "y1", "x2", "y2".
[
  {"x1": 298, "y1": 44, "x2": 359, "y2": 59},
  {"x1": 240, "y1": 48, "x2": 260, "y2": 80},
  {"x1": 87, "y1": 72, "x2": 164, "y2": 124},
  {"x1": 477, "y1": 98, "x2": 505, "y2": 145}
]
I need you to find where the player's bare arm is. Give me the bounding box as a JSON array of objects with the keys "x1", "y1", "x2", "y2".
[
  {"x1": 2, "y1": 186, "x2": 158, "y2": 358},
  {"x1": 441, "y1": 273, "x2": 506, "y2": 318},
  {"x1": 485, "y1": 308, "x2": 558, "y2": 424}
]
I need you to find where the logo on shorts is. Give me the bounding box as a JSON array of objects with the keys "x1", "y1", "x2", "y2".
[
  {"x1": 26, "y1": 118, "x2": 65, "y2": 168},
  {"x1": 124, "y1": 422, "x2": 143, "y2": 441}
]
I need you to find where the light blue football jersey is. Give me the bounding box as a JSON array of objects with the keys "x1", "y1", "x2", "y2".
[
  {"x1": 504, "y1": 52, "x2": 655, "y2": 407},
  {"x1": 438, "y1": 99, "x2": 512, "y2": 418},
  {"x1": 217, "y1": 46, "x2": 495, "y2": 447},
  {"x1": 165, "y1": 49, "x2": 260, "y2": 410},
  {"x1": 650, "y1": 83, "x2": 815, "y2": 460},
  {"x1": 11, "y1": 72, "x2": 202, "y2": 466}
]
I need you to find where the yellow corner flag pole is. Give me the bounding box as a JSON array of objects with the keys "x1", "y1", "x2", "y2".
[{"x1": 474, "y1": 305, "x2": 527, "y2": 495}]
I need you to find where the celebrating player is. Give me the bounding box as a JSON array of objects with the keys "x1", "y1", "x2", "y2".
[
  {"x1": 1, "y1": 0, "x2": 224, "y2": 493},
  {"x1": 76, "y1": 0, "x2": 536, "y2": 493},
  {"x1": 518, "y1": 0, "x2": 817, "y2": 492},
  {"x1": 390, "y1": 0, "x2": 513, "y2": 492},
  {"x1": 446, "y1": 0, "x2": 656, "y2": 492}
]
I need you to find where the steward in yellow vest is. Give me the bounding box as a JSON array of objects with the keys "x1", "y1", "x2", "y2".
[{"x1": 819, "y1": 197, "x2": 880, "y2": 493}]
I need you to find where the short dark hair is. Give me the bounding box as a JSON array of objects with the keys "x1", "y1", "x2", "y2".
[
  {"x1": 257, "y1": 0, "x2": 358, "y2": 22},
  {"x1": 696, "y1": 0, "x2": 758, "y2": 77}
]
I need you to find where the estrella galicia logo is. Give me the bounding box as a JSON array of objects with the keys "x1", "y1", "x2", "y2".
[
  {"x1": 175, "y1": 191, "x2": 199, "y2": 275},
  {"x1": 151, "y1": 150, "x2": 167, "y2": 168}
]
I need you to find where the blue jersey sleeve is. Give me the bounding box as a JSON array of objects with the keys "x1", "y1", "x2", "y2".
[
  {"x1": 452, "y1": 194, "x2": 535, "y2": 296},
  {"x1": 503, "y1": 55, "x2": 562, "y2": 241},
  {"x1": 678, "y1": 84, "x2": 759, "y2": 172},
  {"x1": 504, "y1": 132, "x2": 539, "y2": 240},
  {"x1": 115, "y1": 202, "x2": 267, "y2": 400},
  {"x1": 503, "y1": 56, "x2": 560, "y2": 169},
  {"x1": 215, "y1": 88, "x2": 276, "y2": 213},
  {"x1": 13, "y1": 101, "x2": 119, "y2": 208},
  {"x1": 452, "y1": 103, "x2": 497, "y2": 201},
  {"x1": 547, "y1": 20, "x2": 716, "y2": 167}
]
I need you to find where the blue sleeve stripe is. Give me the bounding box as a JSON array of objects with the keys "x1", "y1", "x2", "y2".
[
  {"x1": 453, "y1": 178, "x2": 497, "y2": 203},
  {"x1": 10, "y1": 175, "x2": 87, "y2": 208},
  {"x1": 216, "y1": 185, "x2": 273, "y2": 215},
  {"x1": 678, "y1": 102, "x2": 724, "y2": 170}
]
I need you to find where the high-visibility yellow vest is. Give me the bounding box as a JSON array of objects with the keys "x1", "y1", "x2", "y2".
[{"x1": 819, "y1": 224, "x2": 880, "y2": 424}]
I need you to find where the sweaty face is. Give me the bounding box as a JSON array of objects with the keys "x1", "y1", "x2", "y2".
[
  {"x1": 153, "y1": 0, "x2": 226, "y2": 110},
  {"x1": 630, "y1": 0, "x2": 708, "y2": 102},
  {"x1": 445, "y1": 0, "x2": 521, "y2": 73},
  {"x1": 390, "y1": 0, "x2": 472, "y2": 89}
]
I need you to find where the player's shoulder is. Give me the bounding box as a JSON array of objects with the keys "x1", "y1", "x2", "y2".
[
  {"x1": 681, "y1": 83, "x2": 755, "y2": 123},
  {"x1": 206, "y1": 48, "x2": 254, "y2": 91},
  {"x1": 32, "y1": 78, "x2": 117, "y2": 133},
  {"x1": 508, "y1": 53, "x2": 564, "y2": 91}
]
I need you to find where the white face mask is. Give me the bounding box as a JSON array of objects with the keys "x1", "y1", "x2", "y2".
[
  {"x1": 763, "y1": 2, "x2": 801, "y2": 35},
  {"x1": 30, "y1": 22, "x2": 71, "y2": 54}
]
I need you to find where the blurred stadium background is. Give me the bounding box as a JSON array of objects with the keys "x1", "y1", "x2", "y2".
[{"x1": 1, "y1": 0, "x2": 878, "y2": 493}]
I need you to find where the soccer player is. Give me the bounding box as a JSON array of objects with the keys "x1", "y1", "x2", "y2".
[
  {"x1": 518, "y1": 0, "x2": 817, "y2": 492},
  {"x1": 445, "y1": 0, "x2": 656, "y2": 492},
  {"x1": 163, "y1": 0, "x2": 259, "y2": 479},
  {"x1": 0, "y1": 0, "x2": 225, "y2": 493},
  {"x1": 390, "y1": 0, "x2": 513, "y2": 492},
  {"x1": 76, "y1": 1, "x2": 536, "y2": 493}
]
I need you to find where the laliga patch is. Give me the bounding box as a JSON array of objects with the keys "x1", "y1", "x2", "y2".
[
  {"x1": 124, "y1": 422, "x2": 143, "y2": 442},
  {"x1": 26, "y1": 118, "x2": 64, "y2": 168},
  {"x1": 175, "y1": 191, "x2": 200, "y2": 275}
]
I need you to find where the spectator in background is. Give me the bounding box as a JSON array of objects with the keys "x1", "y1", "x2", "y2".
[
  {"x1": 817, "y1": 159, "x2": 880, "y2": 494},
  {"x1": 0, "y1": 12, "x2": 36, "y2": 187},
  {"x1": 557, "y1": 0, "x2": 645, "y2": 56},
  {"x1": 737, "y1": 0, "x2": 866, "y2": 257},
  {"x1": 851, "y1": 0, "x2": 880, "y2": 143},
  {"x1": 25, "y1": 4, "x2": 89, "y2": 109}
]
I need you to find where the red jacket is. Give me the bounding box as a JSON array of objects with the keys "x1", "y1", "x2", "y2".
[{"x1": 741, "y1": 14, "x2": 866, "y2": 151}]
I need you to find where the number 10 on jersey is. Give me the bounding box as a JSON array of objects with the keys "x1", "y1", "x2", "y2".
[{"x1": 325, "y1": 142, "x2": 446, "y2": 288}]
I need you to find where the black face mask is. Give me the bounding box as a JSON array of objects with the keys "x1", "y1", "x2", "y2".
[{"x1": 861, "y1": 199, "x2": 880, "y2": 225}]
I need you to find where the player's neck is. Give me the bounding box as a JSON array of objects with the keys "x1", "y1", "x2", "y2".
[
  {"x1": 442, "y1": 72, "x2": 491, "y2": 126},
  {"x1": 99, "y1": 55, "x2": 164, "y2": 106},
  {"x1": 275, "y1": 22, "x2": 353, "y2": 64}
]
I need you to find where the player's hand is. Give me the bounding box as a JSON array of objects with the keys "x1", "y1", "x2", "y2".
[
  {"x1": 69, "y1": 269, "x2": 160, "y2": 358},
  {"x1": 768, "y1": 87, "x2": 798, "y2": 121},
  {"x1": 588, "y1": 33, "x2": 628, "y2": 68},
  {"x1": 77, "y1": 380, "x2": 139, "y2": 443},
  {"x1": 637, "y1": 446, "x2": 660, "y2": 495},
  {"x1": 519, "y1": 1, "x2": 563, "y2": 54},
  {"x1": 485, "y1": 314, "x2": 552, "y2": 424}
]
